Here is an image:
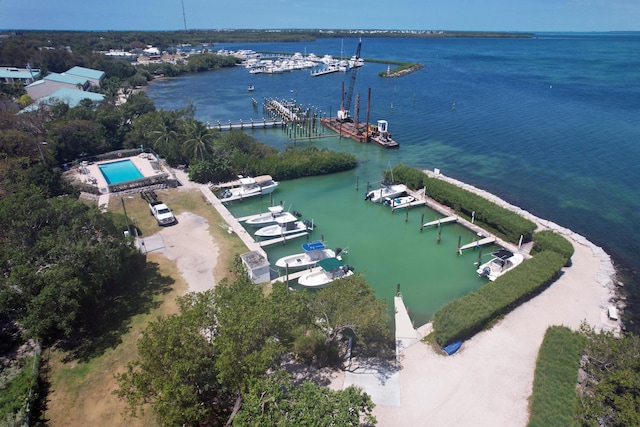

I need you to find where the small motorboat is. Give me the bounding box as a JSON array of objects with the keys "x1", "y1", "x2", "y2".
[
  {"x1": 247, "y1": 85, "x2": 255, "y2": 91},
  {"x1": 244, "y1": 205, "x2": 294, "y2": 228},
  {"x1": 364, "y1": 184, "x2": 407, "y2": 203},
  {"x1": 298, "y1": 257, "x2": 354, "y2": 288},
  {"x1": 383, "y1": 195, "x2": 415, "y2": 208},
  {"x1": 254, "y1": 216, "x2": 314, "y2": 238},
  {"x1": 275, "y1": 241, "x2": 338, "y2": 270},
  {"x1": 219, "y1": 175, "x2": 278, "y2": 202},
  {"x1": 476, "y1": 249, "x2": 524, "y2": 281}
]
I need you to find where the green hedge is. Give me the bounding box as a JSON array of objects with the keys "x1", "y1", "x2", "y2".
[
  {"x1": 532, "y1": 230, "x2": 574, "y2": 261},
  {"x1": 250, "y1": 147, "x2": 357, "y2": 180},
  {"x1": 433, "y1": 251, "x2": 567, "y2": 346},
  {"x1": 528, "y1": 326, "x2": 585, "y2": 427},
  {"x1": 390, "y1": 165, "x2": 536, "y2": 244}
]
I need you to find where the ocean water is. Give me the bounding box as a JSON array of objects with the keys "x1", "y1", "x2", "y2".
[{"x1": 147, "y1": 34, "x2": 640, "y2": 328}]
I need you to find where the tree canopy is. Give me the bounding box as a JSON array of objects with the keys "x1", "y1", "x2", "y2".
[{"x1": 116, "y1": 271, "x2": 390, "y2": 425}]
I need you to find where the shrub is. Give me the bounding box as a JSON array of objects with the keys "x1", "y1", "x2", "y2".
[{"x1": 531, "y1": 230, "x2": 574, "y2": 263}]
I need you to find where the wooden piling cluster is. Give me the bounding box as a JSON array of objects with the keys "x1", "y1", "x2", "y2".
[{"x1": 263, "y1": 97, "x2": 327, "y2": 141}]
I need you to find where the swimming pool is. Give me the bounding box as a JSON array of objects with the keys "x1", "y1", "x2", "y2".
[{"x1": 98, "y1": 160, "x2": 144, "y2": 184}]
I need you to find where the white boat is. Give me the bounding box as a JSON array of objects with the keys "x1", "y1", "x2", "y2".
[
  {"x1": 476, "y1": 249, "x2": 524, "y2": 281},
  {"x1": 298, "y1": 257, "x2": 354, "y2": 288},
  {"x1": 254, "y1": 215, "x2": 314, "y2": 237},
  {"x1": 219, "y1": 175, "x2": 278, "y2": 202},
  {"x1": 383, "y1": 195, "x2": 416, "y2": 208},
  {"x1": 244, "y1": 206, "x2": 301, "y2": 228},
  {"x1": 364, "y1": 183, "x2": 407, "y2": 203},
  {"x1": 275, "y1": 241, "x2": 338, "y2": 270},
  {"x1": 247, "y1": 85, "x2": 254, "y2": 91}
]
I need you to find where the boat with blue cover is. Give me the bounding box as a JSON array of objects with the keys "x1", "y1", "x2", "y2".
[{"x1": 275, "y1": 241, "x2": 337, "y2": 270}]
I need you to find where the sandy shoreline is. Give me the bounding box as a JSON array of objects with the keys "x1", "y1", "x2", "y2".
[{"x1": 152, "y1": 168, "x2": 621, "y2": 426}]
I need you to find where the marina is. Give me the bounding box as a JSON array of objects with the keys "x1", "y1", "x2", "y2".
[{"x1": 148, "y1": 34, "x2": 640, "y2": 326}]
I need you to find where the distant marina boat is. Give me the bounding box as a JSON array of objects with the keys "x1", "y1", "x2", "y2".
[
  {"x1": 275, "y1": 241, "x2": 338, "y2": 270},
  {"x1": 476, "y1": 249, "x2": 524, "y2": 281},
  {"x1": 298, "y1": 257, "x2": 354, "y2": 288},
  {"x1": 247, "y1": 85, "x2": 254, "y2": 91}
]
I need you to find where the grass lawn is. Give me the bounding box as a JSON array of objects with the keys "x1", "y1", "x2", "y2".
[{"x1": 44, "y1": 187, "x2": 248, "y2": 426}]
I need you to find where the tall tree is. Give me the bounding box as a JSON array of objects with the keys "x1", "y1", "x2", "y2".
[
  {"x1": 306, "y1": 275, "x2": 392, "y2": 366},
  {"x1": 181, "y1": 118, "x2": 213, "y2": 162},
  {"x1": 115, "y1": 290, "x2": 232, "y2": 426}
]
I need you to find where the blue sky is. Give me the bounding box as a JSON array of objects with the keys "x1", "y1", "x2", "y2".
[{"x1": 2, "y1": 0, "x2": 638, "y2": 32}]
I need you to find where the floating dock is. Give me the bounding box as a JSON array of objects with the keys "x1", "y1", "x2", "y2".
[
  {"x1": 458, "y1": 236, "x2": 497, "y2": 252},
  {"x1": 422, "y1": 215, "x2": 458, "y2": 228}
]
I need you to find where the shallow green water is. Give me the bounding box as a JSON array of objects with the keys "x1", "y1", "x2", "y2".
[{"x1": 225, "y1": 134, "x2": 498, "y2": 326}]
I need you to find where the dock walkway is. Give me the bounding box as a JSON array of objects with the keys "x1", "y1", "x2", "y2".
[
  {"x1": 458, "y1": 236, "x2": 497, "y2": 252},
  {"x1": 422, "y1": 215, "x2": 458, "y2": 228},
  {"x1": 199, "y1": 186, "x2": 267, "y2": 259},
  {"x1": 258, "y1": 232, "x2": 309, "y2": 247},
  {"x1": 208, "y1": 119, "x2": 283, "y2": 131}
]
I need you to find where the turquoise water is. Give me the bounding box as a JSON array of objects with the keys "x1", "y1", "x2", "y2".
[
  {"x1": 226, "y1": 171, "x2": 497, "y2": 326},
  {"x1": 147, "y1": 34, "x2": 640, "y2": 328},
  {"x1": 99, "y1": 160, "x2": 143, "y2": 184}
]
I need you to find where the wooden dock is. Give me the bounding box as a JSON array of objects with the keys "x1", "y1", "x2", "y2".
[
  {"x1": 422, "y1": 215, "x2": 458, "y2": 228},
  {"x1": 208, "y1": 119, "x2": 283, "y2": 131},
  {"x1": 458, "y1": 236, "x2": 497, "y2": 252},
  {"x1": 271, "y1": 266, "x2": 321, "y2": 284},
  {"x1": 258, "y1": 232, "x2": 309, "y2": 247},
  {"x1": 391, "y1": 199, "x2": 427, "y2": 211}
]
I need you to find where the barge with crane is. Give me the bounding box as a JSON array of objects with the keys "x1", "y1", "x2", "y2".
[{"x1": 320, "y1": 39, "x2": 400, "y2": 149}]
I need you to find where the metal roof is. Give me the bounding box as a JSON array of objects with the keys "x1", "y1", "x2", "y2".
[{"x1": 64, "y1": 66, "x2": 105, "y2": 81}]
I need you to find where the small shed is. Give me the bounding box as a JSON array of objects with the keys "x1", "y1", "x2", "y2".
[{"x1": 240, "y1": 250, "x2": 271, "y2": 284}]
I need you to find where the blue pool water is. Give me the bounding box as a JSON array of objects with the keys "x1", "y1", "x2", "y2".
[{"x1": 98, "y1": 160, "x2": 144, "y2": 184}]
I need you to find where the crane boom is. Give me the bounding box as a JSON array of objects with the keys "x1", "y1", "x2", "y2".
[{"x1": 337, "y1": 39, "x2": 362, "y2": 122}]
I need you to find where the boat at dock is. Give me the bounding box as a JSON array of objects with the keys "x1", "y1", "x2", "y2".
[
  {"x1": 254, "y1": 215, "x2": 315, "y2": 238},
  {"x1": 383, "y1": 195, "x2": 416, "y2": 208},
  {"x1": 365, "y1": 183, "x2": 407, "y2": 203},
  {"x1": 476, "y1": 249, "x2": 524, "y2": 281},
  {"x1": 274, "y1": 241, "x2": 338, "y2": 270},
  {"x1": 217, "y1": 175, "x2": 278, "y2": 202},
  {"x1": 298, "y1": 257, "x2": 354, "y2": 288},
  {"x1": 243, "y1": 206, "x2": 301, "y2": 228}
]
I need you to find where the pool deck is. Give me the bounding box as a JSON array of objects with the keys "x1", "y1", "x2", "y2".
[{"x1": 78, "y1": 154, "x2": 166, "y2": 195}]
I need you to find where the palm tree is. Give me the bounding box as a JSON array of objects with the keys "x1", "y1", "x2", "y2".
[{"x1": 181, "y1": 119, "x2": 214, "y2": 162}]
